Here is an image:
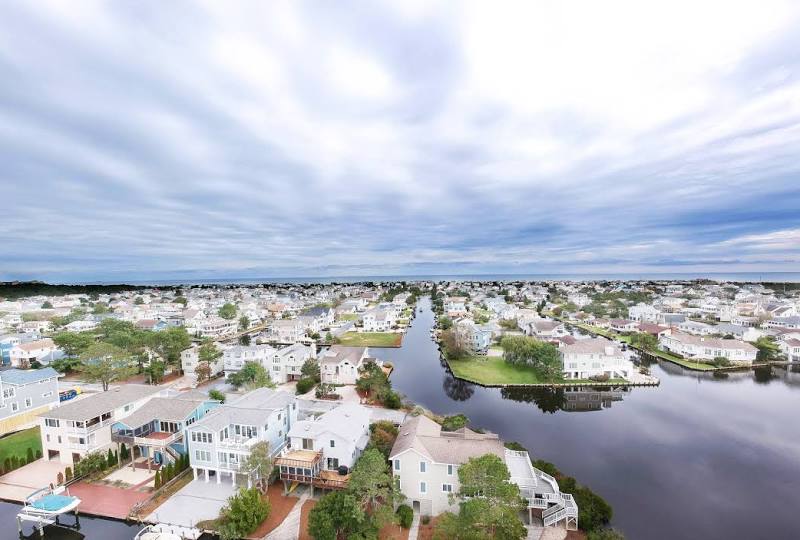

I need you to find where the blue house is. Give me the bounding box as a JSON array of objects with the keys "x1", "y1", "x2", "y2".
[{"x1": 111, "y1": 389, "x2": 221, "y2": 469}]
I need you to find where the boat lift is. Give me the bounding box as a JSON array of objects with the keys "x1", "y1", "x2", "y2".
[{"x1": 16, "y1": 486, "x2": 81, "y2": 538}]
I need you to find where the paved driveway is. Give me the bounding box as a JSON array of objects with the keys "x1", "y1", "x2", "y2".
[
  {"x1": 147, "y1": 477, "x2": 236, "y2": 528},
  {"x1": 0, "y1": 459, "x2": 65, "y2": 502}
]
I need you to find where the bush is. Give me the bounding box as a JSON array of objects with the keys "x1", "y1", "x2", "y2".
[
  {"x1": 65, "y1": 467, "x2": 73, "y2": 481},
  {"x1": 381, "y1": 390, "x2": 402, "y2": 409},
  {"x1": 27, "y1": 447, "x2": 35, "y2": 463},
  {"x1": 589, "y1": 373, "x2": 610, "y2": 382},
  {"x1": 36, "y1": 449, "x2": 42, "y2": 459},
  {"x1": 74, "y1": 451, "x2": 109, "y2": 478},
  {"x1": 441, "y1": 414, "x2": 469, "y2": 432},
  {"x1": 422, "y1": 515, "x2": 430, "y2": 525},
  {"x1": 154, "y1": 470, "x2": 162, "y2": 490},
  {"x1": 396, "y1": 505, "x2": 413, "y2": 528},
  {"x1": 588, "y1": 528, "x2": 626, "y2": 540},
  {"x1": 218, "y1": 487, "x2": 270, "y2": 540},
  {"x1": 296, "y1": 377, "x2": 315, "y2": 395},
  {"x1": 57, "y1": 472, "x2": 64, "y2": 485},
  {"x1": 712, "y1": 356, "x2": 731, "y2": 367},
  {"x1": 209, "y1": 389, "x2": 226, "y2": 402}
]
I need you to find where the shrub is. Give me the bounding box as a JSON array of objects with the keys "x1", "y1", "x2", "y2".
[
  {"x1": 588, "y1": 528, "x2": 626, "y2": 540},
  {"x1": 712, "y1": 356, "x2": 731, "y2": 367},
  {"x1": 397, "y1": 505, "x2": 413, "y2": 528},
  {"x1": 381, "y1": 390, "x2": 402, "y2": 409},
  {"x1": 57, "y1": 472, "x2": 64, "y2": 485},
  {"x1": 35, "y1": 449, "x2": 42, "y2": 459},
  {"x1": 296, "y1": 377, "x2": 315, "y2": 395},
  {"x1": 441, "y1": 414, "x2": 469, "y2": 432},
  {"x1": 120, "y1": 443, "x2": 129, "y2": 461},
  {"x1": 154, "y1": 470, "x2": 162, "y2": 490},
  {"x1": 421, "y1": 515, "x2": 430, "y2": 525},
  {"x1": 107, "y1": 448, "x2": 116, "y2": 466},
  {"x1": 589, "y1": 373, "x2": 610, "y2": 382},
  {"x1": 74, "y1": 451, "x2": 109, "y2": 478},
  {"x1": 26, "y1": 447, "x2": 35, "y2": 463},
  {"x1": 217, "y1": 487, "x2": 270, "y2": 540},
  {"x1": 65, "y1": 467, "x2": 73, "y2": 481},
  {"x1": 209, "y1": 389, "x2": 226, "y2": 403},
  {"x1": 3, "y1": 458, "x2": 10, "y2": 472}
]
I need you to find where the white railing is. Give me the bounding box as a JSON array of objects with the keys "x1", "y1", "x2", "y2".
[
  {"x1": 543, "y1": 507, "x2": 567, "y2": 527},
  {"x1": 218, "y1": 436, "x2": 258, "y2": 450}
]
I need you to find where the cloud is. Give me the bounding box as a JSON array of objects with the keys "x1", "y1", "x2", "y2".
[{"x1": 1, "y1": 0, "x2": 799, "y2": 282}]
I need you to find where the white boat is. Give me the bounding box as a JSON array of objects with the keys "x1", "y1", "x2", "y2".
[
  {"x1": 17, "y1": 486, "x2": 81, "y2": 537},
  {"x1": 134, "y1": 524, "x2": 200, "y2": 540}
]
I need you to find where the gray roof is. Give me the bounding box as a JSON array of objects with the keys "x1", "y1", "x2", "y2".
[
  {"x1": 115, "y1": 394, "x2": 209, "y2": 428},
  {"x1": 188, "y1": 387, "x2": 295, "y2": 432},
  {"x1": 288, "y1": 403, "x2": 370, "y2": 444},
  {"x1": 389, "y1": 415, "x2": 504, "y2": 464},
  {"x1": 41, "y1": 384, "x2": 161, "y2": 421},
  {"x1": 319, "y1": 345, "x2": 367, "y2": 366},
  {"x1": 0, "y1": 367, "x2": 60, "y2": 386}
]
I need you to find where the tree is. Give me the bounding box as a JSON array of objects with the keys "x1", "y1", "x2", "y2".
[
  {"x1": 218, "y1": 303, "x2": 237, "y2": 320},
  {"x1": 145, "y1": 359, "x2": 167, "y2": 384},
  {"x1": 149, "y1": 327, "x2": 191, "y2": 368},
  {"x1": 440, "y1": 329, "x2": 468, "y2": 360},
  {"x1": 754, "y1": 336, "x2": 782, "y2": 362},
  {"x1": 50, "y1": 356, "x2": 84, "y2": 374},
  {"x1": 41, "y1": 301, "x2": 53, "y2": 309},
  {"x1": 346, "y1": 448, "x2": 397, "y2": 512},
  {"x1": 53, "y1": 331, "x2": 95, "y2": 358},
  {"x1": 436, "y1": 453, "x2": 526, "y2": 540},
  {"x1": 217, "y1": 487, "x2": 270, "y2": 540},
  {"x1": 439, "y1": 316, "x2": 453, "y2": 330},
  {"x1": 209, "y1": 389, "x2": 226, "y2": 403},
  {"x1": 367, "y1": 421, "x2": 398, "y2": 459},
  {"x1": 227, "y1": 361, "x2": 275, "y2": 390},
  {"x1": 196, "y1": 341, "x2": 222, "y2": 382},
  {"x1": 301, "y1": 359, "x2": 321, "y2": 382},
  {"x1": 629, "y1": 332, "x2": 657, "y2": 352},
  {"x1": 79, "y1": 343, "x2": 136, "y2": 391},
  {"x1": 240, "y1": 442, "x2": 272, "y2": 493},
  {"x1": 308, "y1": 491, "x2": 365, "y2": 540},
  {"x1": 441, "y1": 414, "x2": 469, "y2": 432},
  {"x1": 239, "y1": 315, "x2": 250, "y2": 331},
  {"x1": 174, "y1": 296, "x2": 188, "y2": 306},
  {"x1": 500, "y1": 335, "x2": 561, "y2": 379},
  {"x1": 154, "y1": 470, "x2": 162, "y2": 489}
]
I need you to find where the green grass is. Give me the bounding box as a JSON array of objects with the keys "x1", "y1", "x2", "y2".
[
  {"x1": 337, "y1": 313, "x2": 359, "y2": 322},
  {"x1": 338, "y1": 332, "x2": 403, "y2": 347},
  {"x1": 448, "y1": 356, "x2": 547, "y2": 384},
  {"x1": 0, "y1": 426, "x2": 42, "y2": 464}
]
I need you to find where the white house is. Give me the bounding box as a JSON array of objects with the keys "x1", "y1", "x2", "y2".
[
  {"x1": 270, "y1": 319, "x2": 306, "y2": 343},
  {"x1": 362, "y1": 308, "x2": 396, "y2": 332},
  {"x1": 567, "y1": 293, "x2": 591, "y2": 308},
  {"x1": 280, "y1": 403, "x2": 370, "y2": 476},
  {"x1": 778, "y1": 338, "x2": 800, "y2": 362},
  {"x1": 39, "y1": 384, "x2": 163, "y2": 465},
  {"x1": 9, "y1": 338, "x2": 58, "y2": 368},
  {"x1": 181, "y1": 343, "x2": 226, "y2": 384},
  {"x1": 319, "y1": 346, "x2": 371, "y2": 385},
  {"x1": 628, "y1": 303, "x2": 661, "y2": 323},
  {"x1": 453, "y1": 319, "x2": 492, "y2": 354},
  {"x1": 559, "y1": 339, "x2": 635, "y2": 380},
  {"x1": 659, "y1": 333, "x2": 758, "y2": 365},
  {"x1": 186, "y1": 388, "x2": 298, "y2": 487},
  {"x1": 198, "y1": 316, "x2": 237, "y2": 338},
  {"x1": 222, "y1": 344, "x2": 277, "y2": 376},
  {"x1": 269, "y1": 343, "x2": 316, "y2": 383},
  {"x1": 677, "y1": 320, "x2": 716, "y2": 336}
]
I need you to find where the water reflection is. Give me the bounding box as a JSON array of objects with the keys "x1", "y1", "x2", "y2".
[{"x1": 442, "y1": 374, "x2": 474, "y2": 401}]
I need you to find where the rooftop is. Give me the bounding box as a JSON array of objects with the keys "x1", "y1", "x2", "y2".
[{"x1": 41, "y1": 384, "x2": 162, "y2": 421}]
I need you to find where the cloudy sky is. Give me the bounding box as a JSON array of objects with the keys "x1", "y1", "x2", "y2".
[{"x1": 2, "y1": 0, "x2": 800, "y2": 282}]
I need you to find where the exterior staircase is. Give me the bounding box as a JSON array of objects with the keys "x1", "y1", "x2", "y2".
[{"x1": 542, "y1": 493, "x2": 578, "y2": 530}]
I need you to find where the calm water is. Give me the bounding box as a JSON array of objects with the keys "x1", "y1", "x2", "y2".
[
  {"x1": 0, "y1": 501, "x2": 139, "y2": 539},
  {"x1": 382, "y1": 297, "x2": 800, "y2": 539}
]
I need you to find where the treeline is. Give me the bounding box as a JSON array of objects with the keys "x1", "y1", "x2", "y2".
[{"x1": 0, "y1": 281, "x2": 157, "y2": 300}]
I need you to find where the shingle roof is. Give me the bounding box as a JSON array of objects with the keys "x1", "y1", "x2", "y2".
[
  {"x1": 287, "y1": 403, "x2": 370, "y2": 444},
  {"x1": 389, "y1": 415, "x2": 504, "y2": 464},
  {"x1": 560, "y1": 338, "x2": 622, "y2": 356},
  {"x1": 114, "y1": 393, "x2": 210, "y2": 428},
  {"x1": 40, "y1": 384, "x2": 161, "y2": 421},
  {"x1": 0, "y1": 367, "x2": 60, "y2": 385},
  {"x1": 188, "y1": 388, "x2": 295, "y2": 432},
  {"x1": 319, "y1": 346, "x2": 367, "y2": 366}
]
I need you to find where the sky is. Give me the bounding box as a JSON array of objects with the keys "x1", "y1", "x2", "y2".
[{"x1": 2, "y1": 0, "x2": 800, "y2": 283}]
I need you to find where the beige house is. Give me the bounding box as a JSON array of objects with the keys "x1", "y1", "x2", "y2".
[{"x1": 389, "y1": 415, "x2": 577, "y2": 529}]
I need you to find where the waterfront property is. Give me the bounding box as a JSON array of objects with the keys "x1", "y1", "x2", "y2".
[
  {"x1": 658, "y1": 333, "x2": 758, "y2": 365},
  {"x1": 110, "y1": 390, "x2": 220, "y2": 470},
  {"x1": 0, "y1": 367, "x2": 60, "y2": 435},
  {"x1": 559, "y1": 338, "x2": 636, "y2": 380},
  {"x1": 389, "y1": 415, "x2": 577, "y2": 529},
  {"x1": 269, "y1": 343, "x2": 316, "y2": 383},
  {"x1": 39, "y1": 384, "x2": 162, "y2": 465},
  {"x1": 276, "y1": 403, "x2": 370, "y2": 492},
  {"x1": 453, "y1": 318, "x2": 492, "y2": 354},
  {"x1": 185, "y1": 387, "x2": 297, "y2": 487},
  {"x1": 319, "y1": 345, "x2": 372, "y2": 384},
  {"x1": 181, "y1": 343, "x2": 225, "y2": 385}
]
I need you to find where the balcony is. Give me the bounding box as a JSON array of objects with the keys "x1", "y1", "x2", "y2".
[
  {"x1": 112, "y1": 430, "x2": 182, "y2": 447},
  {"x1": 217, "y1": 436, "x2": 259, "y2": 450}
]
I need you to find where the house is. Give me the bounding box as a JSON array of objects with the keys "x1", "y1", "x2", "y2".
[
  {"x1": 525, "y1": 319, "x2": 568, "y2": 340},
  {"x1": 63, "y1": 320, "x2": 99, "y2": 332},
  {"x1": 20, "y1": 320, "x2": 53, "y2": 334},
  {"x1": 659, "y1": 333, "x2": 758, "y2": 365},
  {"x1": 301, "y1": 306, "x2": 335, "y2": 329},
  {"x1": 1, "y1": 333, "x2": 38, "y2": 366},
  {"x1": 110, "y1": 390, "x2": 220, "y2": 469},
  {"x1": 319, "y1": 346, "x2": 371, "y2": 385},
  {"x1": 628, "y1": 303, "x2": 661, "y2": 323},
  {"x1": 559, "y1": 339, "x2": 635, "y2": 380},
  {"x1": 362, "y1": 308, "x2": 396, "y2": 332},
  {"x1": 393, "y1": 292, "x2": 412, "y2": 306},
  {"x1": 636, "y1": 323, "x2": 671, "y2": 338},
  {"x1": 609, "y1": 319, "x2": 638, "y2": 333},
  {"x1": 222, "y1": 344, "x2": 277, "y2": 376},
  {"x1": 276, "y1": 403, "x2": 371, "y2": 493},
  {"x1": 389, "y1": 415, "x2": 577, "y2": 529},
  {"x1": 181, "y1": 343, "x2": 226, "y2": 385},
  {"x1": 764, "y1": 316, "x2": 800, "y2": 330},
  {"x1": 453, "y1": 319, "x2": 492, "y2": 354},
  {"x1": 778, "y1": 339, "x2": 800, "y2": 362},
  {"x1": 677, "y1": 320, "x2": 716, "y2": 336},
  {"x1": 444, "y1": 298, "x2": 468, "y2": 318},
  {"x1": 269, "y1": 343, "x2": 315, "y2": 383},
  {"x1": 9, "y1": 338, "x2": 58, "y2": 368},
  {"x1": 39, "y1": 384, "x2": 163, "y2": 465},
  {"x1": 567, "y1": 293, "x2": 590, "y2": 308},
  {"x1": 270, "y1": 319, "x2": 306, "y2": 343},
  {"x1": 713, "y1": 323, "x2": 763, "y2": 342},
  {"x1": 186, "y1": 388, "x2": 298, "y2": 487},
  {"x1": 0, "y1": 368, "x2": 60, "y2": 435},
  {"x1": 198, "y1": 316, "x2": 237, "y2": 338}
]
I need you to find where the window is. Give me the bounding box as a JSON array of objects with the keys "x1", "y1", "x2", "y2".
[
  {"x1": 419, "y1": 481, "x2": 427, "y2": 494},
  {"x1": 273, "y1": 366, "x2": 280, "y2": 372},
  {"x1": 195, "y1": 450, "x2": 211, "y2": 462},
  {"x1": 442, "y1": 484, "x2": 453, "y2": 493},
  {"x1": 447, "y1": 464, "x2": 454, "y2": 475},
  {"x1": 330, "y1": 440, "x2": 335, "y2": 448},
  {"x1": 11, "y1": 402, "x2": 19, "y2": 412},
  {"x1": 124, "y1": 404, "x2": 133, "y2": 412},
  {"x1": 394, "y1": 460, "x2": 400, "y2": 471},
  {"x1": 191, "y1": 432, "x2": 213, "y2": 444},
  {"x1": 327, "y1": 458, "x2": 339, "y2": 470},
  {"x1": 3, "y1": 388, "x2": 15, "y2": 398},
  {"x1": 25, "y1": 397, "x2": 32, "y2": 408},
  {"x1": 42, "y1": 391, "x2": 53, "y2": 398},
  {"x1": 46, "y1": 434, "x2": 50, "y2": 442},
  {"x1": 45, "y1": 418, "x2": 59, "y2": 428}
]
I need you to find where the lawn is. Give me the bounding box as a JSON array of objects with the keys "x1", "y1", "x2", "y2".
[
  {"x1": 0, "y1": 426, "x2": 42, "y2": 464},
  {"x1": 448, "y1": 356, "x2": 548, "y2": 385},
  {"x1": 338, "y1": 332, "x2": 403, "y2": 347},
  {"x1": 337, "y1": 313, "x2": 359, "y2": 322}
]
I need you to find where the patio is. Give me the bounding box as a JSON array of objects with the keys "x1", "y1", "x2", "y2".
[{"x1": 146, "y1": 475, "x2": 236, "y2": 528}]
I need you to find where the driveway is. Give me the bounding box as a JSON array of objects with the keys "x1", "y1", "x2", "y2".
[
  {"x1": 147, "y1": 476, "x2": 236, "y2": 528},
  {"x1": 0, "y1": 459, "x2": 65, "y2": 502}
]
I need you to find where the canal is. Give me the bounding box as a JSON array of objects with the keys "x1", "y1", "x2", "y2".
[{"x1": 383, "y1": 297, "x2": 800, "y2": 540}]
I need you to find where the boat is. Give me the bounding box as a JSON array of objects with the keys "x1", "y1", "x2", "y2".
[{"x1": 17, "y1": 486, "x2": 81, "y2": 537}]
